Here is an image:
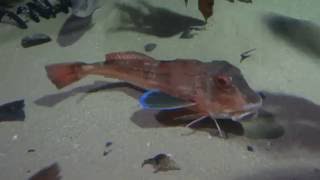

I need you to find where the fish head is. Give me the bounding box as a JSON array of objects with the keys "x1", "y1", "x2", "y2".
[{"x1": 203, "y1": 61, "x2": 262, "y2": 121}]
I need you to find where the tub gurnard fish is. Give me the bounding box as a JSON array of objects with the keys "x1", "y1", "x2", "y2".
[{"x1": 45, "y1": 51, "x2": 262, "y2": 138}]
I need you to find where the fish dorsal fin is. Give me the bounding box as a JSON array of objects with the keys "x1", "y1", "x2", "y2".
[
  {"x1": 105, "y1": 51, "x2": 154, "y2": 62},
  {"x1": 139, "y1": 90, "x2": 196, "y2": 110}
]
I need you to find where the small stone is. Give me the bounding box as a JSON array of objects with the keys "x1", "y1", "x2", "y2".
[
  {"x1": 238, "y1": 0, "x2": 253, "y2": 3},
  {"x1": 0, "y1": 99, "x2": 25, "y2": 122},
  {"x1": 103, "y1": 150, "x2": 112, "y2": 156},
  {"x1": 27, "y1": 149, "x2": 35, "y2": 153},
  {"x1": 247, "y1": 145, "x2": 254, "y2": 152},
  {"x1": 21, "y1": 33, "x2": 52, "y2": 48},
  {"x1": 105, "y1": 141, "x2": 112, "y2": 148},
  {"x1": 144, "y1": 43, "x2": 157, "y2": 52}
]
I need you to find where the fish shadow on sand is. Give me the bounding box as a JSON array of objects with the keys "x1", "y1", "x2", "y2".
[
  {"x1": 35, "y1": 82, "x2": 320, "y2": 154},
  {"x1": 34, "y1": 81, "x2": 144, "y2": 107},
  {"x1": 233, "y1": 166, "x2": 320, "y2": 180},
  {"x1": 248, "y1": 91, "x2": 320, "y2": 155},
  {"x1": 131, "y1": 108, "x2": 245, "y2": 137},
  {"x1": 111, "y1": 1, "x2": 206, "y2": 38},
  {"x1": 264, "y1": 13, "x2": 320, "y2": 60},
  {"x1": 57, "y1": 14, "x2": 94, "y2": 47},
  {"x1": 132, "y1": 91, "x2": 320, "y2": 154}
]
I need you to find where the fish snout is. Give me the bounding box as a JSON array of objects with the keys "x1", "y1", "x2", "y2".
[
  {"x1": 243, "y1": 96, "x2": 263, "y2": 112},
  {"x1": 231, "y1": 95, "x2": 263, "y2": 121}
]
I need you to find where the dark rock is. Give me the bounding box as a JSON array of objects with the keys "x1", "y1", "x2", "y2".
[
  {"x1": 103, "y1": 149, "x2": 112, "y2": 156},
  {"x1": 247, "y1": 145, "x2": 254, "y2": 152},
  {"x1": 0, "y1": 100, "x2": 25, "y2": 122},
  {"x1": 105, "y1": 141, "x2": 112, "y2": 148},
  {"x1": 27, "y1": 149, "x2": 36, "y2": 153},
  {"x1": 238, "y1": 0, "x2": 253, "y2": 3},
  {"x1": 21, "y1": 33, "x2": 52, "y2": 48},
  {"x1": 144, "y1": 43, "x2": 157, "y2": 52}
]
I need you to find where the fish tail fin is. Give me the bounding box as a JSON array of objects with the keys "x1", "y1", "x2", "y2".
[{"x1": 45, "y1": 62, "x2": 87, "y2": 89}]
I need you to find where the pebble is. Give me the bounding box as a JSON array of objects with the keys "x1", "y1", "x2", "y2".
[
  {"x1": 27, "y1": 149, "x2": 36, "y2": 153},
  {"x1": 21, "y1": 33, "x2": 51, "y2": 48},
  {"x1": 144, "y1": 43, "x2": 157, "y2": 52},
  {"x1": 247, "y1": 145, "x2": 254, "y2": 152}
]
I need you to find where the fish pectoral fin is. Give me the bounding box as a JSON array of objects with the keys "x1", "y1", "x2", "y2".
[{"x1": 139, "y1": 90, "x2": 196, "y2": 110}]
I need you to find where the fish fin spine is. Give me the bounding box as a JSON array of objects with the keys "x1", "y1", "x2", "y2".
[{"x1": 105, "y1": 51, "x2": 154, "y2": 62}]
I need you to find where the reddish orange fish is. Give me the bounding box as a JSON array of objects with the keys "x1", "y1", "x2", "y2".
[{"x1": 45, "y1": 51, "x2": 262, "y2": 137}]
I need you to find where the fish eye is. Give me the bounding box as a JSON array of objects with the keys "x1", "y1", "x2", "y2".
[{"x1": 215, "y1": 75, "x2": 232, "y2": 89}]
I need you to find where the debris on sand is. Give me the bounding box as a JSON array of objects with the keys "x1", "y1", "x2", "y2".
[{"x1": 142, "y1": 153, "x2": 180, "y2": 173}]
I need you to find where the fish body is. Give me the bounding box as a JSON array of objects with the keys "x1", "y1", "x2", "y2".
[{"x1": 45, "y1": 51, "x2": 262, "y2": 123}]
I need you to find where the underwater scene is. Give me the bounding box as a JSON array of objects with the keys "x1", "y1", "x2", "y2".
[{"x1": 0, "y1": 0, "x2": 320, "y2": 179}]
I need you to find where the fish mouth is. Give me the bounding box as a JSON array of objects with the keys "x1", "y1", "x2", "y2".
[
  {"x1": 230, "y1": 110, "x2": 258, "y2": 121},
  {"x1": 208, "y1": 97, "x2": 263, "y2": 121},
  {"x1": 230, "y1": 98, "x2": 263, "y2": 121}
]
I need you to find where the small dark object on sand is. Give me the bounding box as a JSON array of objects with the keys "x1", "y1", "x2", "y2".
[
  {"x1": 238, "y1": 0, "x2": 252, "y2": 3},
  {"x1": 103, "y1": 141, "x2": 112, "y2": 156},
  {"x1": 247, "y1": 145, "x2": 254, "y2": 152},
  {"x1": 0, "y1": 100, "x2": 25, "y2": 122},
  {"x1": 103, "y1": 149, "x2": 112, "y2": 156},
  {"x1": 27, "y1": 149, "x2": 36, "y2": 153},
  {"x1": 21, "y1": 33, "x2": 52, "y2": 48},
  {"x1": 105, "y1": 141, "x2": 113, "y2": 148},
  {"x1": 142, "y1": 153, "x2": 180, "y2": 173},
  {"x1": 144, "y1": 43, "x2": 157, "y2": 52},
  {"x1": 240, "y1": 48, "x2": 256, "y2": 63},
  {"x1": 28, "y1": 163, "x2": 61, "y2": 180}
]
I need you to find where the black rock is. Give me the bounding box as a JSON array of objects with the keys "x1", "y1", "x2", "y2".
[
  {"x1": 21, "y1": 33, "x2": 51, "y2": 48},
  {"x1": 0, "y1": 99, "x2": 25, "y2": 122},
  {"x1": 247, "y1": 145, "x2": 254, "y2": 152},
  {"x1": 238, "y1": 0, "x2": 252, "y2": 3},
  {"x1": 27, "y1": 149, "x2": 36, "y2": 153},
  {"x1": 105, "y1": 141, "x2": 113, "y2": 148},
  {"x1": 144, "y1": 43, "x2": 157, "y2": 52}
]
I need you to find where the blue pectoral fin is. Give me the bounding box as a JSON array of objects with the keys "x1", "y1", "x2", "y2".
[{"x1": 139, "y1": 90, "x2": 195, "y2": 110}]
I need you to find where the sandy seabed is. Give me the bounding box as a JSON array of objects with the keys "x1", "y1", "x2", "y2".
[{"x1": 0, "y1": 0, "x2": 320, "y2": 179}]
